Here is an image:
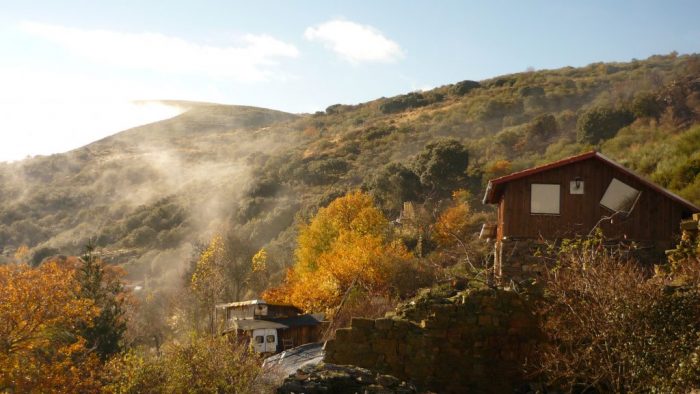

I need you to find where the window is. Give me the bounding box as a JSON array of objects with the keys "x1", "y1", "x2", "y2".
[
  {"x1": 531, "y1": 184, "x2": 560, "y2": 214},
  {"x1": 255, "y1": 336, "x2": 264, "y2": 344},
  {"x1": 600, "y1": 178, "x2": 640, "y2": 213},
  {"x1": 266, "y1": 335, "x2": 276, "y2": 343}
]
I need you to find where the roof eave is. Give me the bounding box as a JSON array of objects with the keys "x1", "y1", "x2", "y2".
[{"x1": 482, "y1": 181, "x2": 495, "y2": 204}]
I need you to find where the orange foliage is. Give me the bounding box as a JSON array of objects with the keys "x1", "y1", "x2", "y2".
[
  {"x1": 0, "y1": 261, "x2": 102, "y2": 392},
  {"x1": 434, "y1": 202, "x2": 471, "y2": 248},
  {"x1": 485, "y1": 159, "x2": 512, "y2": 179},
  {"x1": 264, "y1": 191, "x2": 411, "y2": 313}
]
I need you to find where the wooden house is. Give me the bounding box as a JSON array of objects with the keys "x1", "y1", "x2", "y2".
[
  {"x1": 215, "y1": 299, "x2": 325, "y2": 354},
  {"x1": 482, "y1": 151, "x2": 700, "y2": 281}
]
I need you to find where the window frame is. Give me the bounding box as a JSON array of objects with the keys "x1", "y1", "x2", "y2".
[{"x1": 530, "y1": 183, "x2": 561, "y2": 215}]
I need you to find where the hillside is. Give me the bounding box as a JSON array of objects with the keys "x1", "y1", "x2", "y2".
[{"x1": 1, "y1": 52, "x2": 699, "y2": 292}]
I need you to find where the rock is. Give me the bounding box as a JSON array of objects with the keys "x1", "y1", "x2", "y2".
[
  {"x1": 275, "y1": 363, "x2": 416, "y2": 394},
  {"x1": 376, "y1": 374, "x2": 400, "y2": 388}
]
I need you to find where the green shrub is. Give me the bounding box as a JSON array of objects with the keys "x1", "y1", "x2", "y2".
[
  {"x1": 450, "y1": 80, "x2": 481, "y2": 96},
  {"x1": 367, "y1": 162, "x2": 422, "y2": 216},
  {"x1": 525, "y1": 114, "x2": 558, "y2": 139},
  {"x1": 631, "y1": 91, "x2": 663, "y2": 119},
  {"x1": 104, "y1": 336, "x2": 265, "y2": 394},
  {"x1": 379, "y1": 92, "x2": 443, "y2": 114},
  {"x1": 576, "y1": 105, "x2": 635, "y2": 144},
  {"x1": 519, "y1": 86, "x2": 545, "y2": 97},
  {"x1": 412, "y1": 138, "x2": 469, "y2": 198}
]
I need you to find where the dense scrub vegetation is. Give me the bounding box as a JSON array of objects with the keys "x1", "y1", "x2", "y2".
[{"x1": 533, "y1": 234, "x2": 700, "y2": 392}]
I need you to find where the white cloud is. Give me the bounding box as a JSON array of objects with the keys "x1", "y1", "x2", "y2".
[
  {"x1": 304, "y1": 20, "x2": 404, "y2": 64},
  {"x1": 20, "y1": 21, "x2": 299, "y2": 82}
]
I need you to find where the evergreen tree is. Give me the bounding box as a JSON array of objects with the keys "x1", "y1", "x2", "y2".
[{"x1": 77, "y1": 243, "x2": 127, "y2": 361}]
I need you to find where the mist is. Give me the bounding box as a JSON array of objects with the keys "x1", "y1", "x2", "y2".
[
  {"x1": 0, "y1": 100, "x2": 184, "y2": 162},
  {"x1": 0, "y1": 102, "x2": 304, "y2": 295}
]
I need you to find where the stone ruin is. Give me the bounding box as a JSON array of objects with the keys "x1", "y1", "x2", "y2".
[{"x1": 323, "y1": 286, "x2": 540, "y2": 393}]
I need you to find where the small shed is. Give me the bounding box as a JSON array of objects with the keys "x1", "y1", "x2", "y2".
[
  {"x1": 482, "y1": 151, "x2": 700, "y2": 281},
  {"x1": 216, "y1": 299, "x2": 325, "y2": 354}
]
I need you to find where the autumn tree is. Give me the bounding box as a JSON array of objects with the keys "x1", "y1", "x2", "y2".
[
  {"x1": 247, "y1": 248, "x2": 270, "y2": 295},
  {"x1": 264, "y1": 191, "x2": 417, "y2": 313},
  {"x1": 433, "y1": 190, "x2": 472, "y2": 249},
  {"x1": 431, "y1": 189, "x2": 492, "y2": 273},
  {"x1": 189, "y1": 235, "x2": 227, "y2": 332},
  {"x1": 0, "y1": 261, "x2": 102, "y2": 392},
  {"x1": 188, "y1": 233, "x2": 258, "y2": 332}
]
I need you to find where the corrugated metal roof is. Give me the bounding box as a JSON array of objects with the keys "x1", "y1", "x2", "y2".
[
  {"x1": 215, "y1": 299, "x2": 266, "y2": 309},
  {"x1": 482, "y1": 150, "x2": 700, "y2": 212},
  {"x1": 215, "y1": 299, "x2": 301, "y2": 311},
  {"x1": 223, "y1": 319, "x2": 289, "y2": 332}
]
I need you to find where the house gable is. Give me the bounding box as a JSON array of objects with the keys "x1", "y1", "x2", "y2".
[{"x1": 483, "y1": 151, "x2": 699, "y2": 244}]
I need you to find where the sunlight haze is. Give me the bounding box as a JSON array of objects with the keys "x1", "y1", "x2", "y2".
[{"x1": 0, "y1": 0, "x2": 699, "y2": 161}]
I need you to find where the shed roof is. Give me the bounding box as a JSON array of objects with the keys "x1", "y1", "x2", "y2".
[
  {"x1": 221, "y1": 314, "x2": 325, "y2": 334},
  {"x1": 215, "y1": 299, "x2": 266, "y2": 309},
  {"x1": 482, "y1": 150, "x2": 700, "y2": 212},
  {"x1": 215, "y1": 299, "x2": 301, "y2": 312}
]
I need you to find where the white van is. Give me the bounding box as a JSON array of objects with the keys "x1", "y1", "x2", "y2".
[{"x1": 252, "y1": 328, "x2": 278, "y2": 353}]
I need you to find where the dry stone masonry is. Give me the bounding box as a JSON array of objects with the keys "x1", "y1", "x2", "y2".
[
  {"x1": 324, "y1": 287, "x2": 539, "y2": 393},
  {"x1": 666, "y1": 213, "x2": 700, "y2": 268},
  {"x1": 495, "y1": 239, "x2": 548, "y2": 284}
]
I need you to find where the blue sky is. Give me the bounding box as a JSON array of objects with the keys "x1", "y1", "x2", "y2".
[{"x1": 1, "y1": 0, "x2": 699, "y2": 161}]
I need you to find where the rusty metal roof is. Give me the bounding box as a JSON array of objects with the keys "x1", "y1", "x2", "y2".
[{"x1": 482, "y1": 150, "x2": 700, "y2": 212}]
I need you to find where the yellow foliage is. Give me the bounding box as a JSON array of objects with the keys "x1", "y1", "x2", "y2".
[
  {"x1": 13, "y1": 244, "x2": 29, "y2": 263},
  {"x1": 0, "y1": 261, "x2": 102, "y2": 392},
  {"x1": 190, "y1": 235, "x2": 226, "y2": 304},
  {"x1": 264, "y1": 191, "x2": 411, "y2": 313},
  {"x1": 485, "y1": 159, "x2": 512, "y2": 179},
  {"x1": 451, "y1": 188, "x2": 472, "y2": 204},
  {"x1": 251, "y1": 248, "x2": 268, "y2": 272},
  {"x1": 434, "y1": 201, "x2": 471, "y2": 248}
]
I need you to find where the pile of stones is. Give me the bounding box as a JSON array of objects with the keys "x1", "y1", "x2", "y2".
[{"x1": 276, "y1": 362, "x2": 417, "y2": 394}]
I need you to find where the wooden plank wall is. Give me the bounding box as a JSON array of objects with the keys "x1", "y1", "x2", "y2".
[
  {"x1": 277, "y1": 325, "x2": 323, "y2": 349},
  {"x1": 499, "y1": 159, "x2": 692, "y2": 246}
]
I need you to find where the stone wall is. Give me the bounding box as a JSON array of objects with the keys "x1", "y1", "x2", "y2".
[
  {"x1": 497, "y1": 237, "x2": 667, "y2": 285},
  {"x1": 667, "y1": 213, "x2": 700, "y2": 267},
  {"x1": 495, "y1": 239, "x2": 547, "y2": 284},
  {"x1": 324, "y1": 287, "x2": 539, "y2": 393}
]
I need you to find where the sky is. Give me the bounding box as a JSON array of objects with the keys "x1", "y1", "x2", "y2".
[{"x1": 0, "y1": 0, "x2": 699, "y2": 162}]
